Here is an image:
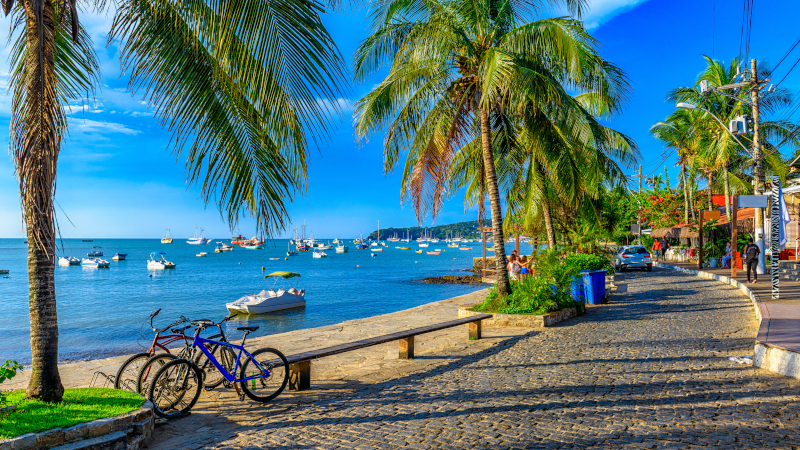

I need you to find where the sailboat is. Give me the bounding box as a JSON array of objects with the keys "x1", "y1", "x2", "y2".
[
  {"x1": 187, "y1": 227, "x2": 210, "y2": 245},
  {"x1": 161, "y1": 229, "x2": 173, "y2": 244},
  {"x1": 287, "y1": 242, "x2": 298, "y2": 256}
]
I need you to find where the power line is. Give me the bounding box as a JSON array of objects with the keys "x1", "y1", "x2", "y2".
[
  {"x1": 766, "y1": 36, "x2": 800, "y2": 79},
  {"x1": 775, "y1": 55, "x2": 800, "y2": 88}
]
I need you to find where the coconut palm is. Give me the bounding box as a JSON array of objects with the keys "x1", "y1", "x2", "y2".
[
  {"x1": 7, "y1": 0, "x2": 347, "y2": 402},
  {"x1": 353, "y1": 0, "x2": 632, "y2": 295},
  {"x1": 650, "y1": 108, "x2": 700, "y2": 223}
]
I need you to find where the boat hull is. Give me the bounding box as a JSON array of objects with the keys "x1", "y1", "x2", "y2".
[{"x1": 226, "y1": 293, "x2": 306, "y2": 314}]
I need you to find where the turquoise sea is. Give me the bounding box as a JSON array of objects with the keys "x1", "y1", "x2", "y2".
[{"x1": 0, "y1": 238, "x2": 528, "y2": 365}]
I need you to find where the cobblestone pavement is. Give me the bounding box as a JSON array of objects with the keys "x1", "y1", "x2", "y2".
[{"x1": 152, "y1": 269, "x2": 800, "y2": 449}]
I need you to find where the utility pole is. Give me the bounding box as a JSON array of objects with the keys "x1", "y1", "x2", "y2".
[
  {"x1": 631, "y1": 165, "x2": 644, "y2": 244},
  {"x1": 750, "y1": 58, "x2": 767, "y2": 274}
]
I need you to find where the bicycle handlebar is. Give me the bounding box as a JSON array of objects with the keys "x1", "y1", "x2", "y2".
[{"x1": 150, "y1": 312, "x2": 188, "y2": 333}]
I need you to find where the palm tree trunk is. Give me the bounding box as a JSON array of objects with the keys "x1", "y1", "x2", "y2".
[
  {"x1": 688, "y1": 173, "x2": 697, "y2": 222},
  {"x1": 20, "y1": 0, "x2": 64, "y2": 403},
  {"x1": 723, "y1": 165, "x2": 732, "y2": 221},
  {"x1": 542, "y1": 198, "x2": 556, "y2": 249},
  {"x1": 706, "y1": 171, "x2": 713, "y2": 211},
  {"x1": 681, "y1": 164, "x2": 689, "y2": 223},
  {"x1": 479, "y1": 106, "x2": 511, "y2": 295}
]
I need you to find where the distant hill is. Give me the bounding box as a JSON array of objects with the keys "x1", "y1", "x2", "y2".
[{"x1": 367, "y1": 220, "x2": 487, "y2": 240}]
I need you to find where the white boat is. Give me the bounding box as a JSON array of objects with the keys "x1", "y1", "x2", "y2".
[
  {"x1": 317, "y1": 243, "x2": 333, "y2": 250},
  {"x1": 112, "y1": 253, "x2": 127, "y2": 261},
  {"x1": 335, "y1": 244, "x2": 349, "y2": 253},
  {"x1": 87, "y1": 247, "x2": 103, "y2": 257},
  {"x1": 187, "y1": 227, "x2": 210, "y2": 245},
  {"x1": 371, "y1": 242, "x2": 380, "y2": 247},
  {"x1": 371, "y1": 247, "x2": 383, "y2": 252},
  {"x1": 222, "y1": 243, "x2": 234, "y2": 251},
  {"x1": 287, "y1": 242, "x2": 297, "y2": 256},
  {"x1": 161, "y1": 229, "x2": 173, "y2": 244},
  {"x1": 332, "y1": 238, "x2": 341, "y2": 244},
  {"x1": 197, "y1": 252, "x2": 208, "y2": 257},
  {"x1": 58, "y1": 256, "x2": 80, "y2": 266},
  {"x1": 148, "y1": 252, "x2": 176, "y2": 269},
  {"x1": 226, "y1": 271, "x2": 305, "y2": 314},
  {"x1": 418, "y1": 243, "x2": 429, "y2": 248},
  {"x1": 312, "y1": 251, "x2": 327, "y2": 258},
  {"x1": 82, "y1": 258, "x2": 109, "y2": 268}
]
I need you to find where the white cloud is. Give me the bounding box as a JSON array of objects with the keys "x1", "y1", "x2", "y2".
[
  {"x1": 317, "y1": 97, "x2": 353, "y2": 113},
  {"x1": 556, "y1": 0, "x2": 652, "y2": 29},
  {"x1": 70, "y1": 119, "x2": 140, "y2": 135}
]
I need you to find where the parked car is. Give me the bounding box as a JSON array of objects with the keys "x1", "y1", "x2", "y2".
[{"x1": 613, "y1": 245, "x2": 653, "y2": 272}]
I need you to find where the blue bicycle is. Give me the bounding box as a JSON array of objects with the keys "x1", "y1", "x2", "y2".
[{"x1": 147, "y1": 319, "x2": 289, "y2": 418}]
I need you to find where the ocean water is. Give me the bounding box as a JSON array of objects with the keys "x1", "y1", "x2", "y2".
[{"x1": 0, "y1": 238, "x2": 528, "y2": 364}]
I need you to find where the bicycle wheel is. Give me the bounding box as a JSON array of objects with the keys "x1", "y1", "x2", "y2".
[
  {"x1": 114, "y1": 352, "x2": 150, "y2": 392},
  {"x1": 148, "y1": 359, "x2": 203, "y2": 418},
  {"x1": 195, "y1": 344, "x2": 237, "y2": 389},
  {"x1": 137, "y1": 354, "x2": 177, "y2": 394},
  {"x1": 238, "y1": 348, "x2": 289, "y2": 403}
]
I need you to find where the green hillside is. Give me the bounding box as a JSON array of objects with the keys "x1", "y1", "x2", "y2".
[{"x1": 367, "y1": 220, "x2": 487, "y2": 240}]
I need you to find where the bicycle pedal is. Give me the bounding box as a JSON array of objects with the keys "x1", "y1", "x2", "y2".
[{"x1": 238, "y1": 392, "x2": 246, "y2": 401}]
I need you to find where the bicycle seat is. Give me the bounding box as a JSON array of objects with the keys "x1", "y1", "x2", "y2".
[
  {"x1": 191, "y1": 319, "x2": 214, "y2": 326},
  {"x1": 171, "y1": 325, "x2": 192, "y2": 334},
  {"x1": 237, "y1": 326, "x2": 259, "y2": 332}
]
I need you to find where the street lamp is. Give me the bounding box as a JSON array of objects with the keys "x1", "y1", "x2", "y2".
[{"x1": 676, "y1": 102, "x2": 750, "y2": 153}]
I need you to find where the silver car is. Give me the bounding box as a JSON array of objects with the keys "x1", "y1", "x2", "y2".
[{"x1": 613, "y1": 245, "x2": 653, "y2": 272}]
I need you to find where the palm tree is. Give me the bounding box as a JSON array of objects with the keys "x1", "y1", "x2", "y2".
[
  {"x1": 353, "y1": 0, "x2": 628, "y2": 295},
  {"x1": 8, "y1": 0, "x2": 346, "y2": 402}
]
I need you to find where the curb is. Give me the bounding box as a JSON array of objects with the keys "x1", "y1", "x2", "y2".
[{"x1": 654, "y1": 262, "x2": 800, "y2": 380}]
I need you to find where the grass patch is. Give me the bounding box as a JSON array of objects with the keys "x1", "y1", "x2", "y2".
[{"x1": 0, "y1": 388, "x2": 144, "y2": 439}]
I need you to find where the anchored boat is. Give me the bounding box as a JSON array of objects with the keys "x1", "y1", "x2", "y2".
[
  {"x1": 226, "y1": 271, "x2": 305, "y2": 314},
  {"x1": 161, "y1": 229, "x2": 173, "y2": 244},
  {"x1": 112, "y1": 253, "x2": 127, "y2": 261},
  {"x1": 82, "y1": 258, "x2": 110, "y2": 268},
  {"x1": 58, "y1": 256, "x2": 80, "y2": 266},
  {"x1": 147, "y1": 252, "x2": 176, "y2": 269}
]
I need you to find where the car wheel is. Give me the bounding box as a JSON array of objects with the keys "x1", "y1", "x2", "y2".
[{"x1": 647, "y1": 267, "x2": 653, "y2": 272}]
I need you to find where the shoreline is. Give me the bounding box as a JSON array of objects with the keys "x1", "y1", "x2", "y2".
[{"x1": 2, "y1": 288, "x2": 490, "y2": 391}]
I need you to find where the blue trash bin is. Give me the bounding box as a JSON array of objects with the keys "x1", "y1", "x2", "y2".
[
  {"x1": 570, "y1": 277, "x2": 586, "y2": 302},
  {"x1": 580, "y1": 270, "x2": 607, "y2": 305}
]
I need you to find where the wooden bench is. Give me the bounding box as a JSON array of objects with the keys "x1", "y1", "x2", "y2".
[{"x1": 282, "y1": 313, "x2": 493, "y2": 391}]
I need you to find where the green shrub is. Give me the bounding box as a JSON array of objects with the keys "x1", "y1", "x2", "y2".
[
  {"x1": 0, "y1": 360, "x2": 23, "y2": 405},
  {"x1": 562, "y1": 253, "x2": 614, "y2": 275},
  {"x1": 471, "y1": 276, "x2": 576, "y2": 315}
]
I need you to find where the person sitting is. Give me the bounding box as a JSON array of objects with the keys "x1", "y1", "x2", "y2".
[{"x1": 722, "y1": 242, "x2": 732, "y2": 268}]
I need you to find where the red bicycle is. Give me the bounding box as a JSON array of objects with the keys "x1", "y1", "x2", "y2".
[{"x1": 114, "y1": 309, "x2": 189, "y2": 391}]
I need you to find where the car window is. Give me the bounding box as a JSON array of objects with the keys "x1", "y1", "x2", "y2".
[
  {"x1": 635, "y1": 247, "x2": 649, "y2": 255},
  {"x1": 623, "y1": 247, "x2": 648, "y2": 255}
]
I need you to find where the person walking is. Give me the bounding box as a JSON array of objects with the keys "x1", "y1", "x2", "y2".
[
  {"x1": 653, "y1": 239, "x2": 661, "y2": 261},
  {"x1": 660, "y1": 238, "x2": 669, "y2": 260},
  {"x1": 744, "y1": 239, "x2": 760, "y2": 283}
]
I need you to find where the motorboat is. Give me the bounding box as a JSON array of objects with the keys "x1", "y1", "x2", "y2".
[
  {"x1": 333, "y1": 238, "x2": 341, "y2": 244},
  {"x1": 82, "y1": 258, "x2": 110, "y2": 268},
  {"x1": 112, "y1": 253, "x2": 127, "y2": 261},
  {"x1": 317, "y1": 243, "x2": 333, "y2": 250},
  {"x1": 222, "y1": 243, "x2": 234, "y2": 251},
  {"x1": 87, "y1": 247, "x2": 103, "y2": 257},
  {"x1": 161, "y1": 229, "x2": 173, "y2": 244},
  {"x1": 0, "y1": 270, "x2": 8, "y2": 275},
  {"x1": 245, "y1": 243, "x2": 265, "y2": 250},
  {"x1": 187, "y1": 227, "x2": 211, "y2": 245},
  {"x1": 371, "y1": 247, "x2": 383, "y2": 252},
  {"x1": 226, "y1": 271, "x2": 305, "y2": 314},
  {"x1": 215, "y1": 242, "x2": 225, "y2": 253},
  {"x1": 231, "y1": 234, "x2": 247, "y2": 245},
  {"x1": 58, "y1": 256, "x2": 80, "y2": 266},
  {"x1": 415, "y1": 250, "x2": 423, "y2": 253},
  {"x1": 297, "y1": 244, "x2": 310, "y2": 251},
  {"x1": 458, "y1": 247, "x2": 473, "y2": 251},
  {"x1": 335, "y1": 244, "x2": 349, "y2": 253},
  {"x1": 148, "y1": 252, "x2": 176, "y2": 269},
  {"x1": 448, "y1": 243, "x2": 459, "y2": 248},
  {"x1": 426, "y1": 251, "x2": 441, "y2": 255},
  {"x1": 312, "y1": 251, "x2": 327, "y2": 258},
  {"x1": 287, "y1": 242, "x2": 298, "y2": 256},
  {"x1": 396, "y1": 246, "x2": 411, "y2": 250},
  {"x1": 197, "y1": 252, "x2": 208, "y2": 257},
  {"x1": 355, "y1": 244, "x2": 369, "y2": 250},
  {"x1": 371, "y1": 242, "x2": 380, "y2": 247},
  {"x1": 418, "y1": 243, "x2": 429, "y2": 248}
]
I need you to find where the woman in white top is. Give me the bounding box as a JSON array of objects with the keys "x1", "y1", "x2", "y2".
[{"x1": 507, "y1": 254, "x2": 522, "y2": 280}]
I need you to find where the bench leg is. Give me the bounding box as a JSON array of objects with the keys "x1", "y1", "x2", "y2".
[
  {"x1": 399, "y1": 336, "x2": 414, "y2": 359},
  {"x1": 289, "y1": 361, "x2": 310, "y2": 391},
  {"x1": 468, "y1": 320, "x2": 482, "y2": 340}
]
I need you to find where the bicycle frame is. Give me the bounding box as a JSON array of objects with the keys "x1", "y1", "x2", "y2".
[
  {"x1": 191, "y1": 334, "x2": 269, "y2": 383},
  {"x1": 148, "y1": 332, "x2": 187, "y2": 355}
]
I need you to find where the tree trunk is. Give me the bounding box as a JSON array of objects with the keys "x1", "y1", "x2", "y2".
[
  {"x1": 706, "y1": 171, "x2": 713, "y2": 211},
  {"x1": 542, "y1": 198, "x2": 556, "y2": 249},
  {"x1": 723, "y1": 165, "x2": 732, "y2": 221},
  {"x1": 688, "y1": 173, "x2": 697, "y2": 222},
  {"x1": 681, "y1": 164, "x2": 689, "y2": 223},
  {"x1": 20, "y1": 0, "x2": 64, "y2": 403},
  {"x1": 479, "y1": 106, "x2": 510, "y2": 295}
]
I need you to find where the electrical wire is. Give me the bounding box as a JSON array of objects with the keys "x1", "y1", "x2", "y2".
[
  {"x1": 775, "y1": 55, "x2": 800, "y2": 88},
  {"x1": 766, "y1": 36, "x2": 800, "y2": 79}
]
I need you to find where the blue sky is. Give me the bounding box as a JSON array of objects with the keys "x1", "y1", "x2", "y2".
[{"x1": 0, "y1": 0, "x2": 798, "y2": 239}]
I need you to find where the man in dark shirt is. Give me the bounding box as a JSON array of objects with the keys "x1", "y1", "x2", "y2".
[{"x1": 744, "y1": 239, "x2": 760, "y2": 283}]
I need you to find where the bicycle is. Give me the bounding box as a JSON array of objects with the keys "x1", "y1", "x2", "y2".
[
  {"x1": 114, "y1": 309, "x2": 189, "y2": 391},
  {"x1": 137, "y1": 314, "x2": 237, "y2": 394},
  {"x1": 147, "y1": 320, "x2": 289, "y2": 418}
]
